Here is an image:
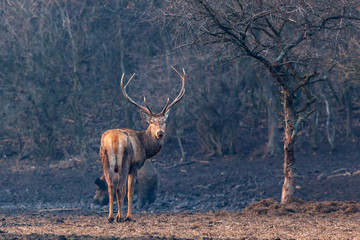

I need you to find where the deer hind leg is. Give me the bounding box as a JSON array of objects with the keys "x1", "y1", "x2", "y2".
[
  {"x1": 115, "y1": 174, "x2": 127, "y2": 222},
  {"x1": 126, "y1": 169, "x2": 138, "y2": 221},
  {"x1": 115, "y1": 149, "x2": 129, "y2": 222},
  {"x1": 100, "y1": 147, "x2": 115, "y2": 223},
  {"x1": 105, "y1": 173, "x2": 115, "y2": 222}
]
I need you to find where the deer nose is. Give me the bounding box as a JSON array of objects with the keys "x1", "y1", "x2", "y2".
[{"x1": 156, "y1": 130, "x2": 164, "y2": 139}]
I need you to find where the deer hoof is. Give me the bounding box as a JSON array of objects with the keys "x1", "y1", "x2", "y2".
[
  {"x1": 116, "y1": 215, "x2": 124, "y2": 223},
  {"x1": 125, "y1": 217, "x2": 135, "y2": 222},
  {"x1": 108, "y1": 217, "x2": 114, "y2": 223}
]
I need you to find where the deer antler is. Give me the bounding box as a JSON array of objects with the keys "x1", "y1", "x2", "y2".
[
  {"x1": 121, "y1": 73, "x2": 153, "y2": 115},
  {"x1": 121, "y1": 68, "x2": 185, "y2": 115},
  {"x1": 161, "y1": 67, "x2": 186, "y2": 114}
]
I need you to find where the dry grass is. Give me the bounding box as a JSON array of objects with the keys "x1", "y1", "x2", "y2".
[{"x1": 1, "y1": 206, "x2": 360, "y2": 240}]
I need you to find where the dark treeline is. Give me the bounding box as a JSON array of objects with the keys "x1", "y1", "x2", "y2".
[{"x1": 1, "y1": 0, "x2": 359, "y2": 168}]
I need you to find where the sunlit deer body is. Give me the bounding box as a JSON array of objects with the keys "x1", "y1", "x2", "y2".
[{"x1": 100, "y1": 67, "x2": 185, "y2": 222}]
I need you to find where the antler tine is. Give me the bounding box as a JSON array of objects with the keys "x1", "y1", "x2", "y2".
[
  {"x1": 122, "y1": 73, "x2": 136, "y2": 90},
  {"x1": 121, "y1": 73, "x2": 152, "y2": 115},
  {"x1": 143, "y1": 97, "x2": 153, "y2": 115},
  {"x1": 171, "y1": 66, "x2": 185, "y2": 79},
  {"x1": 162, "y1": 67, "x2": 186, "y2": 114},
  {"x1": 160, "y1": 98, "x2": 170, "y2": 114}
]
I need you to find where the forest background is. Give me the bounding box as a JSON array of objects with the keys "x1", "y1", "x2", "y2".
[{"x1": 1, "y1": 0, "x2": 359, "y2": 195}]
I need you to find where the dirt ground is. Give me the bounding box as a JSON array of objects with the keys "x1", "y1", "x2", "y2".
[
  {"x1": 1, "y1": 206, "x2": 360, "y2": 240},
  {"x1": 1, "y1": 140, "x2": 360, "y2": 239}
]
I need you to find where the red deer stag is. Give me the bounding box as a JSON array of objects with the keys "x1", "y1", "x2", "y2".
[{"x1": 100, "y1": 67, "x2": 185, "y2": 222}]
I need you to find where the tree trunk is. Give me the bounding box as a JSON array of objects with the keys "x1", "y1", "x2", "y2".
[
  {"x1": 344, "y1": 85, "x2": 353, "y2": 141},
  {"x1": 322, "y1": 90, "x2": 336, "y2": 151},
  {"x1": 264, "y1": 80, "x2": 280, "y2": 157},
  {"x1": 281, "y1": 89, "x2": 297, "y2": 204},
  {"x1": 266, "y1": 109, "x2": 280, "y2": 156},
  {"x1": 257, "y1": 72, "x2": 281, "y2": 157},
  {"x1": 310, "y1": 111, "x2": 319, "y2": 150}
]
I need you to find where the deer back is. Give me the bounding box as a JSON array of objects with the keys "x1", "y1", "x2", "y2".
[{"x1": 100, "y1": 129, "x2": 147, "y2": 172}]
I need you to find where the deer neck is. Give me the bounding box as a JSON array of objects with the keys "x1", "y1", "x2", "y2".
[{"x1": 139, "y1": 127, "x2": 164, "y2": 159}]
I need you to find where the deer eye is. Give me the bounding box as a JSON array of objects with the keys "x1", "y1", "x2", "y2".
[{"x1": 150, "y1": 120, "x2": 154, "y2": 124}]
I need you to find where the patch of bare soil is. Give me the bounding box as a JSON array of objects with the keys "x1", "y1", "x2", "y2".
[
  {"x1": 243, "y1": 198, "x2": 360, "y2": 216},
  {"x1": 1, "y1": 141, "x2": 360, "y2": 239},
  {"x1": 1, "y1": 205, "x2": 360, "y2": 240}
]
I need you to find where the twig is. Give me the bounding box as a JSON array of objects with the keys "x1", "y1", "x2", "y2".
[
  {"x1": 295, "y1": 97, "x2": 317, "y2": 114},
  {"x1": 163, "y1": 161, "x2": 196, "y2": 170},
  {"x1": 38, "y1": 208, "x2": 80, "y2": 213}
]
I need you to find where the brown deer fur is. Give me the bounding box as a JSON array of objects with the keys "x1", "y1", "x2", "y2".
[{"x1": 100, "y1": 125, "x2": 165, "y2": 222}]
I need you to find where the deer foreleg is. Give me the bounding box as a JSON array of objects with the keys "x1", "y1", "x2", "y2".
[{"x1": 126, "y1": 170, "x2": 137, "y2": 221}]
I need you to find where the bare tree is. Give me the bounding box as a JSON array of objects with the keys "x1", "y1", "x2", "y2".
[
  {"x1": 0, "y1": 0, "x2": 179, "y2": 161},
  {"x1": 167, "y1": 0, "x2": 360, "y2": 203},
  {"x1": 334, "y1": 37, "x2": 360, "y2": 141}
]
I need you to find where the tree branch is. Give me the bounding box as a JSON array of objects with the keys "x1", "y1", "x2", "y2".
[
  {"x1": 319, "y1": 15, "x2": 360, "y2": 29},
  {"x1": 291, "y1": 71, "x2": 318, "y2": 95},
  {"x1": 291, "y1": 108, "x2": 316, "y2": 139},
  {"x1": 195, "y1": 0, "x2": 287, "y2": 87},
  {"x1": 296, "y1": 97, "x2": 317, "y2": 115}
]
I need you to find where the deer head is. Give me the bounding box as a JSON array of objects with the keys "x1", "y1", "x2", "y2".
[{"x1": 121, "y1": 67, "x2": 186, "y2": 140}]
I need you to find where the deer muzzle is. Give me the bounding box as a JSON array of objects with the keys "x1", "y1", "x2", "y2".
[{"x1": 156, "y1": 130, "x2": 164, "y2": 139}]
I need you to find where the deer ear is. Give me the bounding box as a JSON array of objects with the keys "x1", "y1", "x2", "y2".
[{"x1": 140, "y1": 110, "x2": 151, "y2": 122}]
